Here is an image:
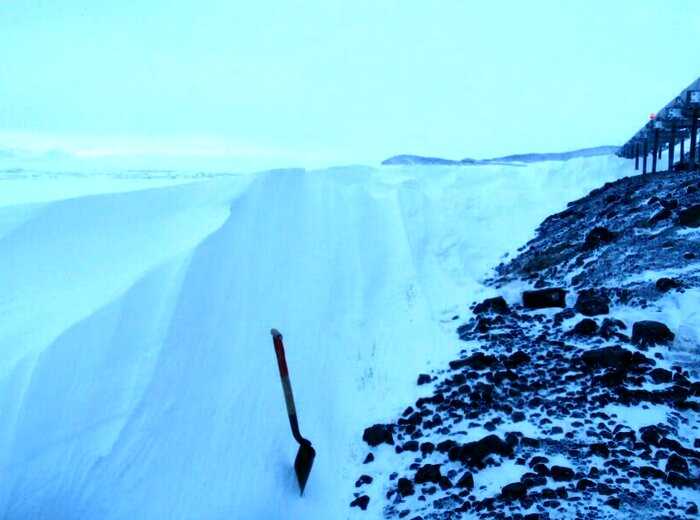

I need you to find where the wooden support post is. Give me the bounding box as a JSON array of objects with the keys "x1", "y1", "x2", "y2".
[
  {"x1": 691, "y1": 109, "x2": 698, "y2": 170},
  {"x1": 680, "y1": 137, "x2": 685, "y2": 168},
  {"x1": 668, "y1": 124, "x2": 675, "y2": 172},
  {"x1": 634, "y1": 143, "x2": 639, "y2": 170},
  {"x1": 652, "y1": 129, "x2": 659, "y2": 173},
  {"x1": 642, "y1": 140, "x2": 648, "y2": 174}
]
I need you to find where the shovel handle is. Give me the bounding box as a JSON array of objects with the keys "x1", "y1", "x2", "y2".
[{"x1": 270, "y1": 329, "x2": 309, "y2": 446}]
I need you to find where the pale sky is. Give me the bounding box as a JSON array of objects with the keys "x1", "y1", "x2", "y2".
[{"x1": 1, "y1": 0, "x2": 699, "y2": 168}]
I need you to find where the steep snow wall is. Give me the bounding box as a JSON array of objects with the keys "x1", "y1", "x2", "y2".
[{"x1": 0, "y1": 157, "x2": 635, "y2": 519}]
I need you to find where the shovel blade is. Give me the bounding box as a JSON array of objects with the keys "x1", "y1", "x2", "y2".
[{"x1": 294, "y1": 443, "x2": 316, "y2": 495}]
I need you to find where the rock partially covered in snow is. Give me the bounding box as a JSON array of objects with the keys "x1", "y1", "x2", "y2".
[
  {"x1": 677, "y1": 204, "x2": 700, "y2": 227},
  {"x1": 522, "y1": 288, "x2": 567, "y2": 309},
  {"x1": 362, "y1": 424, "x2": 394, "y2": 447},
  {"x1": 583, "y1": 226, "x2": 616, "y2": 249},
  {"x1": 473, "y1": 296, "x2": 510, "y2": 315},
  {"x1": 632, "y1": 320, "x2": 675, "y2": 346},
  {"x1": 574, "y1": 289, "x2": 610, "y2": 316}
]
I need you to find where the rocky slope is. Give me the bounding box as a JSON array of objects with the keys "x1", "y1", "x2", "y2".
[{"x1": 351, "y1": 167, "x2": 700, "y2": 519}]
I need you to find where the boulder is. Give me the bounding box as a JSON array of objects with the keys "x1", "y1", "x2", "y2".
[
  {"x1": 450, "y1": 434, "x2": 513, "y2": 466},
  {"x1": 574, "y1": 290, "x2": 610, "y2": 316},
  {"x1": 456, "y1": 471, "x2": 474, "y2": 490},
  {"x1": 350, "y1": 495, "x2": 369, "y2": 510},
  {"x1": 473, "y1": 296, "x2": 510, "y2": 315},
  {"x1": 416, "y1": 373, "x2": 432, "y2": 385},
  {"x1": 501, "y1": 482, "x2": 528, "y2": 500},
  {"x1": 397, "y1": 477, "x2": 415, "y2": 497},
  {"x1": 632, "y1": 321, "x2": 675, "y2": 346},
  {"x1": 415, "y1": 464, "x2": 442, "y2": 484},
  {"x1": 677, "y1": 204, "x2": 700, "y2": 227},
  {"x1": 550, "y1": 465, "x2": 575, "y2": 481},
  {"x1": 656, "y1": 277, "x2": 681, "y2": 292},
  {"x1": 571, "y1": 318, "x2": 598, "y2": 336},
  {"x1": 584, "y1": 226, "x2": 616, "y2": 249},
  {"x1": 649, "y1": 368, "x2": 673, "y2": 384},
  {"x1": 504, "y1": 350, "x2": 531, "y2": 368},
  {"x1": 581, "y1": 346, "x2": 633, "y2": 370},
  {"x1": 522, "y1": 288, "x2": 567, "y2": 309},
  {"x1": 666, "y1": 453, "x2": 689, "y2": 475},
  {"x1": 355, "y1": 474, "x2": 373, "y2": 487},
  {"x1": 362, "y1": 424, "x2": 394, "y2": 447}
]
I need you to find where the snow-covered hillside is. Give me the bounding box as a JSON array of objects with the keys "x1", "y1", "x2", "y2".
[{"x1": 0, "y1": 156, "x2": 635, "y2": 519}]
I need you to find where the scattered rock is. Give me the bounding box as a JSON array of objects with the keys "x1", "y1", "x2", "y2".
[
  {"x1": 397, "y1": 477, "x2": 415, "y2": 497},
  {"x1": 415, "y1": 464, "x2": 442, "y2": 484},
  {"x1": 571, "y1": 318, "x2": 598, "y2": 336},
  {"x1": 677, "y1": 204, "x2": 700, "y2": 227},
  {"x1": 632, "y1": 320, "x2": 675, "y2": 346},
  {"x1": 350, "y1": 495, "x2": 370, "y2": 510},
  {"x1": 417, "y1": 373, "x2": 432, "y2": 385},
  {"x1": 355, "y1": 474, "x2": 373, "y2": 487},
  {"x1": 363, "y1": 424, "x2": 394, "y2": 447},
  {"x1": 473, "y1": 296, "x2": 510, "y2": 315},
  {"x1": 581, "y1": 346, "x2": 633, "y2": 370},
  {"x1": 501, "y1": 482, "x2": 528, "y2": 500},
  {"x1": 574, "y1": 289, "x2": 610, "y2": 316},
  {"x1": 456, "y1": 471, "x2": 474, "y2": 490},
  {"x1": 550, "y1": 466, "x2": 575, "y2": 481},
  {"x1": 656, "y1": 277, "x2": 681, "y2": 292},
  {"x1": 522, "y1": 288, "x2": 567, "y2": 309},
  {"x1": 584, "y1": 226, "x2": 616, "y2": 249}
]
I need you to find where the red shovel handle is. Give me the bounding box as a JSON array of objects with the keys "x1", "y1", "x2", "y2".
[{"x1": 270, "y1": 329, "x2": 309, "y2": 446}]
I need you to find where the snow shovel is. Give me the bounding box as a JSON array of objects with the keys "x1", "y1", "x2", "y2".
[{"x1": 270, "y1": 328, "x2": 316, "y2": 495}]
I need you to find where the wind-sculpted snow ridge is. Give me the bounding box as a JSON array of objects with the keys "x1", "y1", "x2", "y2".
[
  {"x1": 353, "y1": 168, "x2": 700, "y2": 519},
  {"x1": 382, "y1": 146, "x2": 620, "y2": 166},
  {"x1": 0, "y1": 157, "x2": 635, "y2": 519}
]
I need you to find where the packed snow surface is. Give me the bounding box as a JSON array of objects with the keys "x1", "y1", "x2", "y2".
[{"x1": 0, "y1": 156, "x2": 635, "y2": 518}]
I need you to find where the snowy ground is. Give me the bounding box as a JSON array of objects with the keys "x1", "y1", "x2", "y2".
[{"x1": 0, "y1": 156, "x2": 636, "y2": 519}]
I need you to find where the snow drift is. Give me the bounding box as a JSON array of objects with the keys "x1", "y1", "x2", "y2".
[{"x1": 0, "y1": 156, "x2": 635, "y2": 518}]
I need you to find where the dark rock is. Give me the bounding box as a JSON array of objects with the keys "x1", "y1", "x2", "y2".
[
  {"x1": 397, "y1": 477, "x2": 415, "y2": 497},
  {"x1": 589, "y1": 442, "x2": 609, "y2": 458},
  {"x1": 677, "y1": 204, "x2": 700, "y2": 227},
  {"x1": 550, "y1": 465, "x2": 575, "y2": 481},
  {"x1": 656, "y1": 277, "x2": 681, "y2": 292},
  {"x1": 456, "y1": 471, "x2": 474, "y2": 490},
  {"x1": 420, "y1": 442, "x2": 435, "y2": 455},
  {"x1": 501, "y1": 482, "x2": 528, "y2": 500},
  {"x1": 449, "y1": 352, "x2": 497, "y2": 371},
  {"x1": 666, "y1": 471, "x2": 690, "y2": 487},
  {"x1": 584, "y1": 226, "x2": 616, "y2": 249},
  {"x1": 473, "y1": 296, "x2": 510, "y2": 315},
  {"x1": 504, "y1": 350, "x2": 531, "y2": 368},
  {"x1": 576, "y1": 478, "x2": 596, "y2": 491},
  {"x1": 415, "y1": 464, "x2": 442, "y2": 484},
  {"x1": 363, "y1": 424, "x2": 394, "y2": 447},
  {"x1": 605, "y1": 497, "x2": 621, "y2": 509},
  {"x1": 597, "y1": 483, "x2": 615, "y2": 495},
  {"x1": 581, "y1": 346, "x2": 633, "y2": 370},
  {"x1": 649, "y1": 368, "x2": 673, "y2": 384},
  {"x1": 350, "y1": 495, "x2": 370, "y2": 510},
  {"x1": 417, "y1": 373, "x2": 432, "y2": 385},
  {"x1": 632, "y1": 321, "x2": 675, "y2": 347},
  {"x1": 648, "y1": 207, "x2": 672, "y2": 225},
  {"x1": 575, "y1": 289, "x2": 610, "y2": 316},
  {"x1": 451, "y1": 434, "x2": 513, "y2": 466},
  {"x1": 402, "y1": 441, "x2": 419, "y2": 452},
  {"x1": 572, "y1": 318, "x2": 598, "y2": 336},
  {"x1": 363, "y1": 452, "x2": 374, "y2": 464},
  {"x1": 639, "y1": 466, "x2": 665, "y2": 479},
  {"x1": 355, "y1": 474, "x2": 373, "y2": 487},
  {"x1": 522, "y1": 288, "x2": 567, "y2": 309},
  {"x1": 511, "y1": 411, "x2": 526, "y2": 422},
  {"x1": 666, "y1": 453, "x2": 689, "y2": 475}
]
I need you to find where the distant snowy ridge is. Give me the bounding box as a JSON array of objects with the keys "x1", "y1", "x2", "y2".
[{"x1": 382, "y1": 145, "x2": 620, "y2": 166}]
